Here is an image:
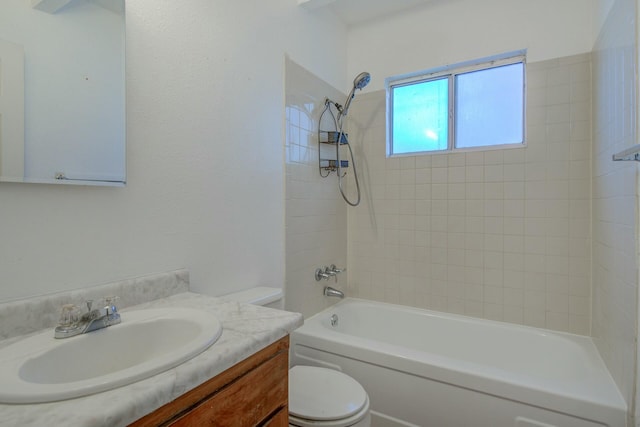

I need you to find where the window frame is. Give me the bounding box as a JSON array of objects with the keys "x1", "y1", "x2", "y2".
[{"x1": 386, "y1": 51, "x2": 527, "y2": 157}]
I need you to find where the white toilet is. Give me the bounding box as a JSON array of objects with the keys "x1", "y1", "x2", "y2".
[
  {"x1": 220, "y1": 287, "x2": 371, "y2": 427},
  {"x1": 288, "y1": 365, "x2": 370, "y2": 427}
]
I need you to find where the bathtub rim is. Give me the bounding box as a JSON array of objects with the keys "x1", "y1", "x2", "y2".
[{"x1": 291, "y1": 297, "x2": 627, "y2": 427}]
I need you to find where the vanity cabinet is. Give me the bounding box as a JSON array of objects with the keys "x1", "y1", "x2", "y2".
[{"x1": 129, "y1": 336, "x2": 289, "y2": 427}]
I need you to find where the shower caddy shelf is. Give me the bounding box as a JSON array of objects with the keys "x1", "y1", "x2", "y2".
[
  {"x1": 318, "y1": 131, "x2": 349, "y2": 177},
  {"x1": 319, "y1": 130, "x2": 348, "y2": 145}
]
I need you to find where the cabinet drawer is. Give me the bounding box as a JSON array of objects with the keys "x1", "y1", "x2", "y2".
[{"x1": 170, "y1": 351, "x2": 287, "y2": 426}]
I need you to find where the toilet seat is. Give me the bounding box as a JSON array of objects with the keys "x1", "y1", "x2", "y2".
[{"x1": 289, "y1": 366, "x2": 369, "y2": 427}]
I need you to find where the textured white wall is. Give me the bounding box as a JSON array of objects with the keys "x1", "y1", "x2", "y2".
[
  {"x1": 0, "y1": 0, "x2": 346, "y2": 302},
  {"x1": 347, "y1": 0, "x2": 598, "y2": 92}
]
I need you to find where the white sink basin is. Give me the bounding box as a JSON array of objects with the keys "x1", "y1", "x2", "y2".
[{"x1": 0, "y1": 307, "x2": 222, "y2": 403}]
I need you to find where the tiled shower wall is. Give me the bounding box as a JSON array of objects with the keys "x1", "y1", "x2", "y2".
[
  {"x1": 591, "y1": 0, "x2": 638, "y2": 411},
  {"x1": 284, "y1": 58, "x2": 348, "y2": 319},
  {"x1": 346, "y1": 53, "x2": 592, "y2": 334}
]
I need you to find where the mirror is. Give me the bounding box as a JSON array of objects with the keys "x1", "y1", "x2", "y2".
[{"x1": 0, "y1": 0, "x2": 125, "y2": 186}]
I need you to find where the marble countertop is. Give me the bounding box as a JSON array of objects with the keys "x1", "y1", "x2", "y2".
[{"x1": 0, "y1": 292, "x2": 303, "y2": 427}]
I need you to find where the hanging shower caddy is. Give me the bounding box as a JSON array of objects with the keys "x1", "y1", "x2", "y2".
[
  {"x1": 318, "y1": 101, "x2": 349, "y2": 178},
  {"x1": 316, "y1": 72, "x2": 369, "y2": 206}
]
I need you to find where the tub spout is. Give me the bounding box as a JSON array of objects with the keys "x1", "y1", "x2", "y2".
[{"x1": 324, "y1": 286, "x2": 344, "y2": 298}]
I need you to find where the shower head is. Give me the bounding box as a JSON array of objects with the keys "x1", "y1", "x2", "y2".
[
  {"x1": 353, "y1": 72, "x2": 371, "y2": 90},
  {"x1": 339, "y1": 71, "x2": 371, "y2": 119}
]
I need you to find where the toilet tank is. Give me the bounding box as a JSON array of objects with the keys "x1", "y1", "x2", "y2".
[{"x1": 219, "y1": 287, "x2": 283, "y2": 309}]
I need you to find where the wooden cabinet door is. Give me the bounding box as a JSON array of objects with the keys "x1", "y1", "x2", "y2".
[{"x1": 130, "y1": 336, "x2": 289, "y2": 427}]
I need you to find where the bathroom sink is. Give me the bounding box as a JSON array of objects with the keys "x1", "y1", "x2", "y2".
[{"x1": 0, "y1": 307, "x2": 222, "y2": 403}]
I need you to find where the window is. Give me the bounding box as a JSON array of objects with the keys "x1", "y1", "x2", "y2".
[{"x1": 387, "y1": 52, "x2": 525, "y2": 156}]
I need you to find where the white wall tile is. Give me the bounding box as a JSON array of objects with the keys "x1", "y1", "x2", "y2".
[
  {"x1": 285, "y1": 59, "x2": 348, "y2": 319},
  {"x1": 591, "y1": 0, "x2": 638, "y2": 412},
  {"x1": 347, "y1": 54, "x2": 592, "y2": 334}
]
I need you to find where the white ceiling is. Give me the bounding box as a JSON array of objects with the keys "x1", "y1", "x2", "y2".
[{"x1": 299, "y1": 0, "x2": 434, "y2": 26}]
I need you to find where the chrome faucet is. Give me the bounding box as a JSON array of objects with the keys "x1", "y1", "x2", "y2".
[
  {"x1": 315, "y1": 265, "x2": 346, "y2": 282},
  {"x1": 54, "y1": 297, "x2": 121, "y2": 339},
  {"x1": 324, "y1": 286, "x2": 344, "y2": 299}
]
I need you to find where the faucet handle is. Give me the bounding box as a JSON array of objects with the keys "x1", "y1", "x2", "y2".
[
  {"x1": 315, "y1": 268, "x2": 330, "y2": 281},
  {"x1": 327, "y1": 265, "x2": 345, "y2": 282},
  {"x1": 328, "y1": 264, "x2": 345, "y2": 274},
  {"x1": 103, "y1": 296, "x2": 119, "y2": 314},
  {"x1": 58, "y1": 304, "x2": 81, "y2": 327}
]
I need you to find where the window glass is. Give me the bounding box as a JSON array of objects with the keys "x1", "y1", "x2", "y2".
[
  {"x1": 455, "y1": 63, "x2": 524, "y2": 148},
  {"x1": 391, "y1": 77, "x2": 449, "y2": 154},
  {"x1": 386, "y1": 53, "x2": 525, "y2": 156}
]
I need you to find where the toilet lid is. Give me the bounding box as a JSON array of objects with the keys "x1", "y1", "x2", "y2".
[{"x1": 289, "y1": 366, "x2": 368, "y2": 421}]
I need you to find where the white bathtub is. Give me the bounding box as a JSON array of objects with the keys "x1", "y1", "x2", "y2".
[{"x1": 290, "y1": 298, "x2": 627, "y2": 427}]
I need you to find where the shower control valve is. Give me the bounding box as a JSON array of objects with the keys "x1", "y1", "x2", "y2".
[
  {"x1": 315, "y1": 267, "x2": 331, "y2": 281},
  {"x1": 315, "y1": 265, "x2": 345, "y2": 282}
]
